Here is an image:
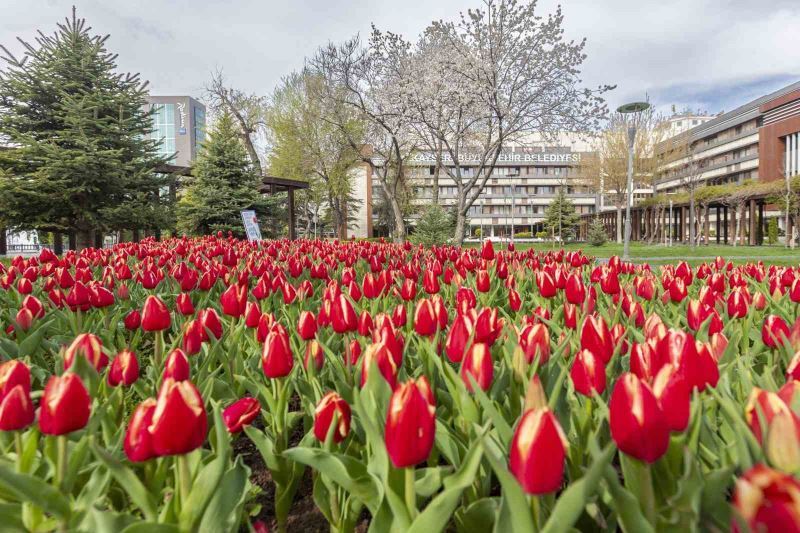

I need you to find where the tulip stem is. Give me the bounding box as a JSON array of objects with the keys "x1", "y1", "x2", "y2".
[
  {"x1": 405, "y1": 467, "x2": 417, "y2": 519},
  {"x1": 640, "y1": 463, "x2": 656, "y2": 526},
  {"x1": 14, "y1": 432, "x2": 23, "y2": 473},
  {"x1": 530, "y1": 495, "x2": 542, "y2": 530},
  {"x1": 154, "y1": 330, "x2": 164, "y2": 372},
  {"x1": 176, "y1": 454, "x2": 191, "y2": 511},
  {"x1": 55, "y1": 435, "x2": 67, "y2": 490}
]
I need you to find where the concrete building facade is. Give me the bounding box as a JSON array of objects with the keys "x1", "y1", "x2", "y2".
[{"x1": 146, "y1": 95, "x2": 206, "y2": 169}]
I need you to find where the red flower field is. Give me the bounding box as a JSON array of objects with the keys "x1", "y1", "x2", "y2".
[{"x1": 1, "y1": 235, "x2": 799, "y2": 532}]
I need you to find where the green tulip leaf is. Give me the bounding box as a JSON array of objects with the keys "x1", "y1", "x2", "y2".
[{"x1": 0, "y1": 463, "x2": 71, "y2": 520}]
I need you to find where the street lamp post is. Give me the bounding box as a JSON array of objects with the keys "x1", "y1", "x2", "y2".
[{"x1": 617, "y1": 101, "x2": 651, "y2": 261}]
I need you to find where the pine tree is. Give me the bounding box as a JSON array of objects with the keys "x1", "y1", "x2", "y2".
[
  {"x1": 411, "y1": 205, "x2": 454, "y2": 246},
  {"x1": 543, "y1": 187, "x2": 581, "y2": 243},
  {"x1": 0, "y1": 8, "x2": 171, "y2": 248},
  {"x1": 177, "y1": 111, "x2": 268, "y2": 238}
]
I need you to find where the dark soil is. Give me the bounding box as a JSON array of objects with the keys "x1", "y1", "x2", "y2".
[{"x1": 234, "y1": 395, "x2": 371, "y2": 532}]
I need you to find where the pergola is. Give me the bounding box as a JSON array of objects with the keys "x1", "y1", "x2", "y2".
[{"x1": 260, "y1": 176, "x2": 309, "y2": 240}]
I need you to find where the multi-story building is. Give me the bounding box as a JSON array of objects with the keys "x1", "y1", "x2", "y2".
[
  {"x1": 146, "y1": 96, "x2": 206, "y2": 169},
  {"x1": 654, "y1": 81, "x2": 800, "y2": 193},
  {"x1": 662, "y1": 111, "x2": 716, "y2": 139},
  {"x1": 362, "y1": 134, "x2": 598, "y2": 239}
]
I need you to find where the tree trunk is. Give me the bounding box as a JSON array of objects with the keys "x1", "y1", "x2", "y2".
[
  {"x1": 76, "y1": 230, "x2": 94, "y2": 251},
  {"x1": 388, "y1": 194, "x2": 406, "y2": 243},
  {"x1": 616, "y1": 205, "x2": 622, "y2": 244},
  {"x1": 432, "y1": 139, "x2": 441, "y2": 205},
  {"x1": 733, "y1": 203, "x2": 743, "y2": 247},
  {"x1": 689, "y1": 190, "x2": 696, "y2": 248}
]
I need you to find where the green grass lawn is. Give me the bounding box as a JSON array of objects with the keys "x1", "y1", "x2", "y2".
[{"x1": 469, "y1": 241, "x2": 800, "y2": 266}]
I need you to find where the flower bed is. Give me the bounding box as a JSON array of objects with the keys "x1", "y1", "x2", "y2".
[{"x1": 0, "y1": 235, "x2": 798, "y2": 532}]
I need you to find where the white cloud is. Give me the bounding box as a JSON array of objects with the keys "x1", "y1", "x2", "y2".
[{"x1": 0, "y1": 0, "x2": 798, "y2": 114}]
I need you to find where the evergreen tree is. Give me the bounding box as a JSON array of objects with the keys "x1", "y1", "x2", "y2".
[
  {"x1": 543, "y1": 187, "x2": 581, "y2": 242},
  {"x1": 177, "y1": 111, "x2": 268, "y2": 238},
  {"x1": 587, "y1": 216, "x2": 608, "y2": 246},
  {"x1": 0, "y1": 9, "x2": 171, "y2": 248},
  {"x1": 411, "y1": 205, "x2": 454, "y2": 246}
]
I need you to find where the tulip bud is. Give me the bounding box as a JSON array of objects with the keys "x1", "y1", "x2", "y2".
[
  {"x1": 330, "y1": 294, "x2": 357, "y2": 334},
  {"x1": 524, "y1": 374, "x2": 548, "y2": 412},
  {"x1": 480, "y1": 239, "x2": 495, "y2": 261},
  {"x1": 124, "y1": 398, "x2": 157, "y2": 462},
  {"x1": 64, "y1": 333, "x2": 108, "y2": 371},
  {"x1": 297, "y1": 311, "x2": 318, "y2": 340},
  {"x1": 651, "y1": 364, "x2": 690, "y2": 432},
  {"x1": 223, "y1": 397, "x2": 260, "y2": 434},
  {"x1": 220, "y1": 283, "x2": 248, "y2": 317},
  {"x1": 765, "y1": 408, "x2": 800, "y2": 472},
  {"x1": 580, "y1": 315, "x2": 613, "y2": 363},
  {"x1": 565, "y1": 273, "x2": 585, "y2": 304},
  {"x1": 570, "y1": 348, "x2": 607, "y2": 396},
  {"x1": 108, "y1": 349, "x2": 139, "y2": 387},
  {"x1": 163, "y1": 349, "x2": 191, "y2": 381},
  {"x1": 0, "y1": 383, "x2": 35, "y2": 431},
  {"x1": 14, "y1": 308, "x2": 34, "y2": 332},
  {"x1": 732, "y1": 465, "x2": 800, "y2": 532},
  {"x1": 609, "y1": 373, "x2": 670, "y2": 463},
  {"x1": 360, "y1": 342, "x2": 398, "y2": 389},
  {"x1": 313, "y1": 392, "x2": 351, "y2": 443},
  {"x1": 414, "y1": 298, "x2": 438, "y2": 337},
  {"x1": 445, "y1": 314, "x2": 473, "y2": 363},
  {"x1": 518, "y1": 323, "x2": 550, "y2": 365},
  {"x1": 763, "y1": 315, "x2": 790, "y2": 348},
  {"x1": 385, "y1": 377, "x2": 436, "y2": 468},
  {"x1": 141, "y1": 295, "x2": 171, "y2": 332},
  {"x1": 357, "y1": 310, "x2": 374, "y2": 337},
  {"x1": 261, "y1": 327, "x2": 294, "y2": 378},
  {"x1": 460, "y1": 342, "x2": 494, "y2": 392},
  {"x1": 124, "y1": 309, "x2": 142, "y2": 330},
  {"x1": 199, "y1": 308, "x2": 223, "y2": 339},
  {"x1": 39, "y1": 373, "x2": 91, "y2": 435},
  {"x1": 509, "y1": 408, "x2": 568, "y2": 494},
  {"x1": 176, "y1": 293, "x2": 195, "y2": 316},
  {"x1": 304, "y1": 339, "x2": 325, "y2": 372},
  {"x1": 149, "y1": 378, "x2": 207, "y2": 456},
  {"x1": 0, "y1": 360, "x2": 31, "y2": 398}
]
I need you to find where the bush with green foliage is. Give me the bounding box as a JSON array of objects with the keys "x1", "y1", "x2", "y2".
[
  {"x1": 514, "y1": 231, "x2": 531, "y2": 239},
  {"x1": 411, "y1": 205, "x2": 455, "y2": 246},
  {"x1": 587, "y1": 217, "x2": 608, "y2": 246},
  {"x1": 768, "y1": 217, "x2": 779, "y2": 245}
]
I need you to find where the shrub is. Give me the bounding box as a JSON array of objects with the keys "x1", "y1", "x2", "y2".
[
  {"x1": 514, "y1": 231, "x2": 531, "y2": 239},
  {"x1": 411, "y1": 205, "x2": 454, "y2": 246},
  {"x1": 587, "y1": 217, "x2": 608, "y2": 246},
  {"x1": 768, "y1": 217, "x2": 779, "y2": 245}
]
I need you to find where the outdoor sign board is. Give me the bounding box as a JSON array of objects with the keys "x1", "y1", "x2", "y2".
[{"x1": 240, "y1": 210, "x2": 262, "y2": 242}]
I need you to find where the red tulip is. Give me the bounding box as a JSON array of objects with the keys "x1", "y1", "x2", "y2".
[
  {"x1": 732, "y1": 465, "x2": 800, "y2": 533},
  {"x1": 39, "y1": 373, "x2": 91, "y2": 435},
  {"x1": 124, "y1": 309, "x2": 141, "y2": 330},
  {"x1": 565, "y1": 273, "x2": 585, "y2": 304},
  {"x1": 476, "y1": 270, "x2": 491, "y2": 293},
  {"x1": 297, "y1": 311, "x2": 318, "y2": 340},
  {"x1": 536, "y1": 271, "x2": 557, "y2": 298},
  {"x1": 580, "y1": 315, "x2": 613, "y2": 363},
  {"x1": 21, "y1": 295, "x2": 44, "y2": 318},
  {"x1": 423, "y1": 270, "x2": 440, "y2": 294},
  {"x1": 609, "y1": 373, "x2": 669, "y2": 463},
  {"x1": 445, "y1": 314, "x2": 473, "y2": 363},
  {"x1": 223, "y1": 397, "x2": 260, "y2": 434},
  {"x1": 385, "y1": 377, "x2": 436, "y2": 468},
  {"x1": 149, "y1": 378, "x2": 207, "y2": 456},
  {"x1": 313, "y1": 392, "x2": 351, "y2": 443},
  {"x1": 460, "y1": 343, "x2": 494, "y2": 392},
  {"x1": 163, "y1": 349, "x2": 190, "y2": 381},
  {"x1": 220, "y1": 283, "x2": 248, "y2": 318},
  {"x1": 480, "y1": 239, "x2": 495, "y2": 261},
  {"x1": 651, "y1": 364, "x2": 690, "y2": 432},
  {"x1": 357, "y1": 310, "x2": 374, "y2": 337},
  {"x1": 509, "y1": 408, "x2": 568, "y2": 494},
  {"x1": 14, "y1": 308, "x2": 34, "y2": 331},
  {"x1": 726, "y1": 289, "x2": 749, "y2": 319},
  {"x1": 176, "y1": 293, "x2": 195, "y2": 316},
  {"x1": 64, "y1": 333, "x2": 108, "y2": 372},
  {"x1": 262, "y1": 327, "x2": 294, "y2": 378},
  {"x1": 0, "y1": 384, "x2": 35, "y2": 431},
  {"x1": 199, "y1": 308, "x2": 223, "y2": 340},
  {"x1": 360, "y1": 342, "x2": 398, "y2": 389},
  {"x1": 763, "y1": 315, "x2": 790, "y2": 348},
  {"x1": 108, "y1": 349, "x2": 139, "y2": 387},
  {"x1": 0, "y1": 360, "x2": 30, "y2": 398},
  {"x1": 330, "y1": 294, "x2": 357, "y2": 334},
  {"x1": 124, "y1": 398, "x2": 157, "y2": 462},
  {"x1": 304, "y1": 340, "x2": 325, "y2": 372},
  {"x1": 518, "y1": 323, "x2": 550, "y2": 365},
  {"x1": 570, "y1": 348, "x2": 606, "y2": 396},
  {"x1": 141, "y1": 295, "x2": 171, "y2": 332},
  {"x1": 414, "y1": 298, "x2": 438, "y2": 337},
  {"x1": 244, "y1": 301, "x2": 261, "y2": 328}
]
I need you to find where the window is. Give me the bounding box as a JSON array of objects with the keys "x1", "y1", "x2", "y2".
[
  {"x1": 151, "y1": 104, "x2": 176, "y2": 161},
  {"x1": 193, "y1": 105, "x2": 206, "y2": 150}
]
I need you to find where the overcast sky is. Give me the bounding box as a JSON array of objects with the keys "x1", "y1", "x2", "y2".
[{"x1": 1, "y1": 0, "x2": 799, "y2": 117}]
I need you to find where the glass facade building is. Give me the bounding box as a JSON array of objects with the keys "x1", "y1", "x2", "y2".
[
  {"x1": 150, "y1": 103, "x2": 176, "y2": 161},
  {"x1": 145, "y1": 96, "x2": 206, "y2": 169}
]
